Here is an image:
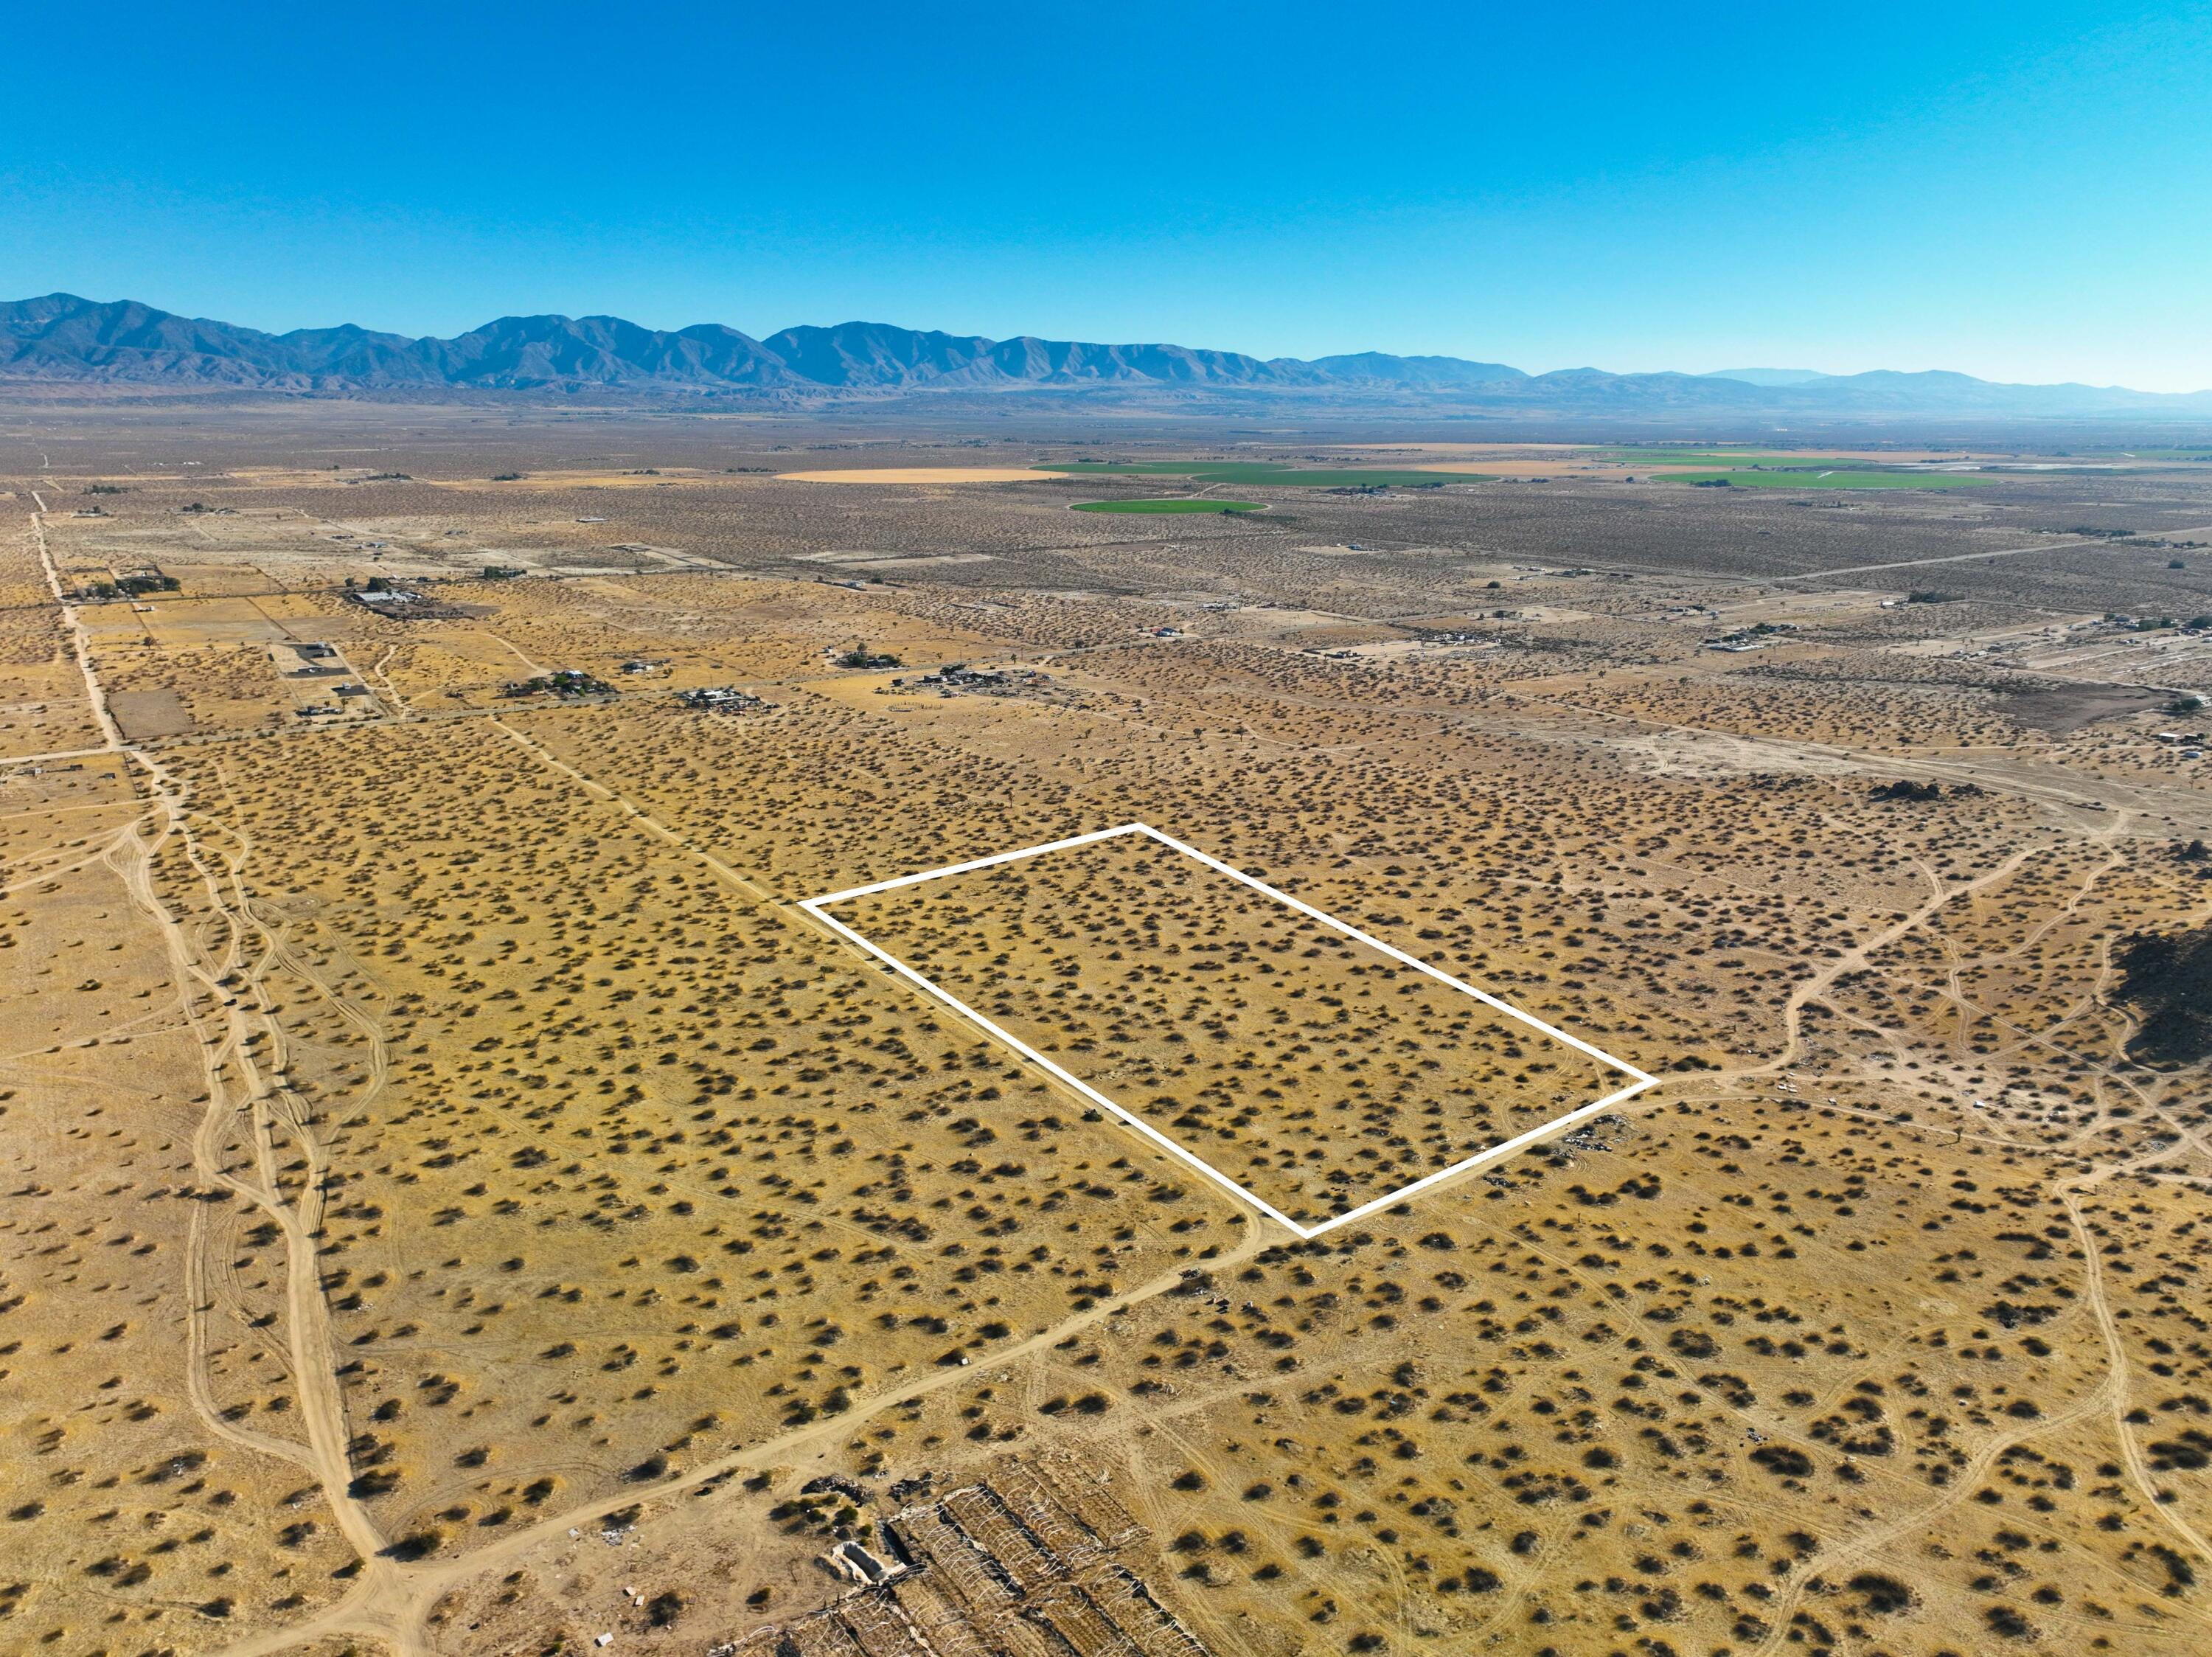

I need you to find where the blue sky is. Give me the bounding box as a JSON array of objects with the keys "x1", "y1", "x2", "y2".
[{"x1": 5, "y1": 1, "x2": 2209, "y2": 387}]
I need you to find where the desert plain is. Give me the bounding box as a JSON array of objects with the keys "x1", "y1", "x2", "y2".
[{"x1": 2, "y1": 403, "x2": 2212, "y2": 1657}]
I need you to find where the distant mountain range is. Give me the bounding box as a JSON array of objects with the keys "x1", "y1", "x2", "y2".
[
  {"x1": 1700, "y1": 367, "x2": 1832, "y2": 387},
  {"x1": 6, "y1": 293, "x2": 2209, "y2": 420}
]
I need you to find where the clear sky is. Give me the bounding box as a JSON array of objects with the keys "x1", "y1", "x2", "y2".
[{"x1": 5, "y1": 1, "x2": 2209, "y2": 388}]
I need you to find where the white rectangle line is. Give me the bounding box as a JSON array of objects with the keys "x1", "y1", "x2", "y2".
[
  {"x1": 801, "y1": 823, "x2": 1658, "y2": 1239},
  {"x1": 1130, "y1": 823, "x2": 1655, "y2": 1086},
  {"x1": 801, "y1": 900, "x2": 1309, "y2": 1232},
  {"x1": 806, "y1": 822, "x2": 1147, "y2": 908}
]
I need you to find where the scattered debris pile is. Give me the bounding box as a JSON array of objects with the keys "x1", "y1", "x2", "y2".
[
  {"x1": 1545, "y1": 1114, "x2": 1633, "y2": 1168},
  {"x1": 1561, "y1": 1114, "x2": 1630, "y2": 1151},
  {"x1": 880, "y1": 663, "x2": 1073, "y2": 704},
  {"x1": 678, "y1": 686, "x2": 771, "y2": 713},
  {"x1": 720, "y1": 1457, "x2": 1208, "y2": 1657},
  {"x1": 1704, "y1": 621, "x2": 1798, "y2": 653},
  {"x1": 348, "y1": 581, "x2": 470, "y2": 621}
]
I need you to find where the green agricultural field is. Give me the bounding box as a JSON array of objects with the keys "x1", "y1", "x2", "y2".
[
  {"x1": 1071, "y1": 498, "x2": 1268, "y2": 515},
  {"x1": 1661, "y1": 468, "x2": 1994, "y2": 490},
  {"x1": 1040, "y1": 461, "x2": 1485, "y2": 487}
]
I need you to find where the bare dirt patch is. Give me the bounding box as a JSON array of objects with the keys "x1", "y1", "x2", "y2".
[
  {"x1": 776, "y1": 468, "x2": 1050, "y2": 484},
  {"x1": 105, "y1": 684, "x2": 193, "y2": 737},
  {"x1": 1993, "y1": 680, "x2": 2168, "y2": 732}
]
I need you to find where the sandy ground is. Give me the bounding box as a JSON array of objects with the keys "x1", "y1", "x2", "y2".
[
  {"x1": 422, "y1": 469, "x2": 724, "y2": 489},
  {"x1": 776, "y1": 468, "x2": 1049, "y2": 484},
  {"x1": 10, "y1": 417, "x2": 2212, "y2": 1657}
]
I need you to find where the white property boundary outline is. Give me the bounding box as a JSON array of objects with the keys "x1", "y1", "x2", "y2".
[{"x1": 801, "y1": 823, "x2": 1658, "y2": 1240}]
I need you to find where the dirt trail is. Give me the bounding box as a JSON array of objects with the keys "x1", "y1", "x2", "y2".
[
  {"x1": 201, "y1": 710, "x2": 2071, "y2": 1656},
  {"x1": 212, "y1": 1229, "x2": 1270, "y2": 1657},
  {"x1": 20, "y1": 506, "x2": 400, "y2": 1592},
  {"x1": 2063, "y1": 1183, "x2": 2212, "y2": 1571},
  {"x1": 28, "y1": 506, "x2": 125, "y2": 751},
  {"x1": 1732, "y1": 841, "x2": 2045, "y2": 1080},
  {"x1": 1746, "y1": 1375, "x2": 2131, "y2": 1656},
  {"x1": 1742, "y1": 1131, "x2": 2212, "y2": 1657},
  {"x1": 490, "y1": 717, "x2": 782, "y2": 909},
  {"x1": 490, "y1": 632, "x2": 550, "y2": 680},
  {"x1": 368, "y1": 643, "x2": 410, "y2": 715},
  {"x1": 195, "y1": 717, "x2": 1277, "y2": 1655},
  {"x1": 116, "y1": 692, "x2": 2188, "y2": 1652},
  {"x1": 114, "y1": 751, "x2": 401, "y2": 1578},
  {"x1": 1764, "y1": 523, "x2": 2212, "y2": 584},
  {"x1": 1725, "y1": 816, "x2": 2212, "y2": 1647}
]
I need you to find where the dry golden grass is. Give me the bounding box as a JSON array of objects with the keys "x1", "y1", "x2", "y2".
[
  {"x1": 835, "y1": 831, "x2": 1627, "y2": 1225},
  {"x1": 2, "y1": 414, "x2": 2210, "y2": 1656},
  {"x1": 0, "y1": 763, "x2": 362, "y2": 1651}
]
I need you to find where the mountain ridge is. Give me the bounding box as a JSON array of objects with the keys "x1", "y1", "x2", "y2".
[
  {"x1": 1701, "y1": 367, "x2": 1831, "y2": 386},
  {"x1": 5, "y1": 292, "x2": 2209, "y2": 418}
]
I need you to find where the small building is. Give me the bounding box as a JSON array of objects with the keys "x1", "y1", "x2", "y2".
[
  {"x1": 677, "y1": 686, "x2": 768, "y2": 712},
  {"x1": 825, "y1": 1538, "x2": 904, "y2": 1587}
]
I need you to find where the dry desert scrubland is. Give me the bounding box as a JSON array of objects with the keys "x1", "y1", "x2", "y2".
[{"x1": 3, "y1": 405, "x2": 2212, "y2": 1657}]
